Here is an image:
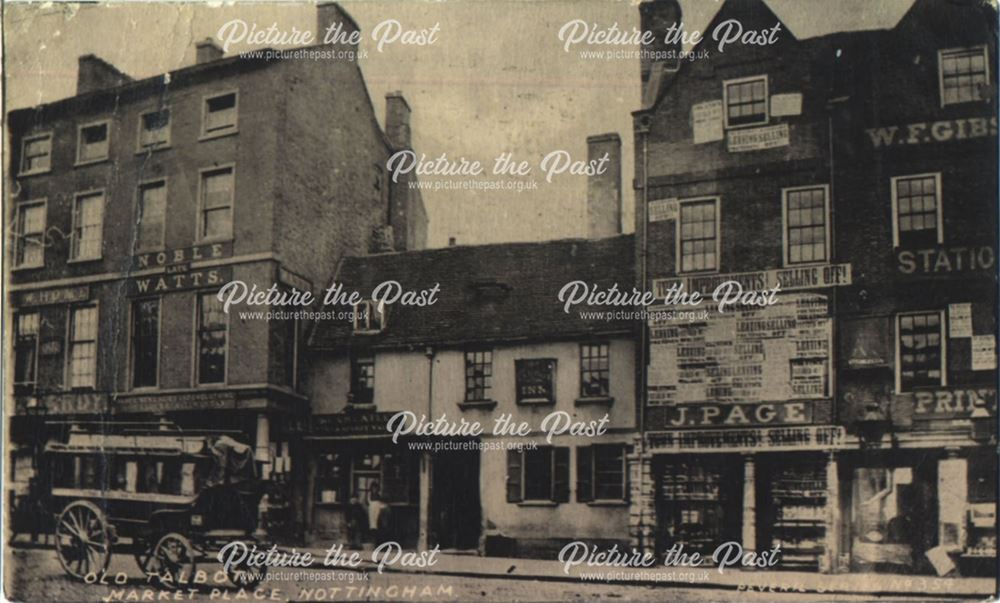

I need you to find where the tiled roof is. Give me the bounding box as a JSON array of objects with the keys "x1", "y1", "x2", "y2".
[{"x1": 309, "y1": 234, "x2": 636, "y2": 349}]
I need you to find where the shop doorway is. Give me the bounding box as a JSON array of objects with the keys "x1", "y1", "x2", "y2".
[
  {"x1": 654, "y1": 455, "x2": 743, "y2": 557},
  {"x1": 431, "y1": 447, "x2": 481, "y2": 551}
]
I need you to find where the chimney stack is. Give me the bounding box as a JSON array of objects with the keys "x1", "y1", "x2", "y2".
[
  {"x1": 317, "y1": 2, "x2": 360, "y2": 58},
  {"x1": 385, "y1": 91, "x2": 412, "y2": 149},
  {"x1": 639, "y1": 0, "x2": 683, "y2": 89},
  {"x1": 77, "y1": 55, "x2": 132, "y2": 95},
  {"x1": 196, "y1": 38, "x2": 224, "y2": 64},
  {"x1": 586, "y1": 133, "x2": 622, "y2": 238}
]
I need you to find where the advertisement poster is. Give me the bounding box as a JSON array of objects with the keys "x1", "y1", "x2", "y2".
[{"x1": 2, "y1": 1, "x2": 998, "y2": 602}]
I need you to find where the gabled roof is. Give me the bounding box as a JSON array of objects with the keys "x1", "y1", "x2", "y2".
[{"x1": 309, "y1": 234, "x2": 636, "y2": 350}]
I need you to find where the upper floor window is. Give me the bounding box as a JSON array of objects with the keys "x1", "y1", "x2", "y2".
[
  {"x1": 940, "y1": 46, "x2": 989, "y2": 106},
  {"x1": 20, "y1": 134, "x2": 51, "y2": 175},
  {"x1": 203, "y1": 92, "x2": 238, "y2": 137},
  {"x1": 891, "y1": 173, "x2": 942, "y2": 248},
  {"x1": 577, "y1": 444, "x2": 628, "y2": 502},
  {"x1": 677, "y1": 198, "x2": 719, "y2": 274},
  {"x1": 132, "y1": 298, "x2": 160, "y2": 389},
  {"x1": 580, "y1": 343, "x2": 610, "y2": 398},
  {"x1": 14, "y1": 312, "x2": 39, "y2": 392},
  {"x1": 353, "y1": 300, "x2": 386, "y2": 333},
  {"x1": 68, "y1": 304, "x2": 98, "y2": 389},
  {"x1": 137, "y1": 180, "x2": 167, "y2": 251},
  {"x1": 196, "y1": 292, "x2": 227, "y2": 385},
  {"x1": 783, "y1": 185, "x2": 829, "y2": 265},
  {"x1": 138, "y1": 109, "x2": 170, "y2": 149},
  {"x1": 199, "y1": 167, "x2": 234, "y2": 241},
  {"x1": 464, "y1": 349, "x2": 493, "y2": 401},
  {"x1": 77, "y1": 120, "x2": 110, "y2": 164},
  {"x1": 350, "y1": 355, "x2": 375, "y2": 404},
  {"x1": 516, "y1": 358, "x2": 556, "y2": 404},
  {"x1": 897, "y1": 311, "x2": 945, "y2": 392},
  {"x1": 71, "y1": 191, "x2": 105, "y2": 261},
  {"x1": 724, "y1": 75, "x2": 768, "y2": 128},
  {"x1": 14, "y1": 201, "x2": 45, "y2": 269}
]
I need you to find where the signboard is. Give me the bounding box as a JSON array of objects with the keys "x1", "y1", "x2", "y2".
[
  {"x1": 648, "y1": 293, "x2": 832, "y2": 406},
  {"x1": 17, "y1": 285, "x2": 89, "y2": 307},
  {"x1": 311, "y1": 412, "x2": 398, "y2": 437},
  {"x1": 653, "y1": 263, "x2": 851, "y2": 298},
  {"x1": 132, "y1": 241, "x2": 232, "y2": 270},
  {"x1": 116, "y1": 390, "x2": 238, "y2": 413},
  {"x1": 647, "y1": 399, "x2": 830, "y2": 429},
  {"x1": 646, "y1": 425, "x2": 848, "y2": 453},
  {"x1": 949, "y1": 303, "x2": 973, "y2": 338},
  {"x1": 727, "y1": 123, "x2": 790, "y2": 152},
  {"x1": 909, "y1": 387, "x2": 995, "y2": 420},
  {"x1": 866, "y1": 116, "x2": 997, "y2": 148},
  {"x1": 17, "y1": 391, "x2": 109, "y2": 415},
  {"x1": 897, "y1": 246, "x2": 995, "y2": 274},
  {"x1": 770, "y1": 93, "x2": 802, "y2": 117},
  {"x1": 692, "y1": 100, "x2": 723, "y2": 144},
  {"x1": 128, "y1": 266, "x2": 232, "y2": 295},
  {"x1": 972, "y1": 335, "x2": 997, "y2": 370},
  {"x1": 648, "y1": 198, "x2": 678, "y2": 223}
]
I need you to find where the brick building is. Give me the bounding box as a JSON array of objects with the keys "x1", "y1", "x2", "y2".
[
  {"x1": 6, "y1": 3, "x2": 426, "y2": 532},
  {"x1": 630, "y1": 0, "x2": 996, "y2": 575}
]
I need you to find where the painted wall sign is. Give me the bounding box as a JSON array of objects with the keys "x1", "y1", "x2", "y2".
[
  {"x1": 692, "y1": 100, "x2": 724, "y2": 144},
  {"x1": 866, "y1": 116, "x2": 997, "y2": 148},
  {"x1": 132, "y1": 241, "x2": 232, "y2": 270},
  {"x1": 653, "y1": 263, "x2": 851, "y2": 298},
  {"x1": 128, "y1": 266, "x2": 232, "y2": 295},
  {"x1": 770, "y1": 93, "x2": 802, "y2": 117},
  {"x1": 650, "y1": 400, "x2": 827, "y2": 428},
  {"x1": 311, "y1": 412, "x2": 398, "y2": 437},
  {"x1": 648, "y1": 293, "x2": 832, "y2": 406},
  {"x1": 17, "y1": 391, "x2": 109, "y2": 415},
  {"x1": 949, "y1": 303, "x2": 973, "y2": 338},
  {"x1": 909, "y1": 387, "x2": 996, "y2": 419},
  {"x1": 727, "y1": 123, "x2": 790, "y2": 152},
  {"x1": 646, "y1": 425, "x2": 848, "y2": 453},
  {"x1": 17, "y1": 285, "x2": 89, "y2": 307},
  {"x1": 116, "y1": 390, "x2": 238, "y2": 413},
  {"x1": 972, "y1": 335, "x2": 997, "y2": 371},
  {"x1": 648, "y1": 198, "x2": 678, "y2": 223},
  {"x1": 897, "y1": 246, "x2": 995, "y2": 274}
]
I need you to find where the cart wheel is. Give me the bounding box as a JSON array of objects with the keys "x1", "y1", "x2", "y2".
[
  {"x1": 55, "y1": 501, "x2": 112, "y2": 581},
  {"x1": 133, "y1": 539, "x2": 153, "y2": 574},
  {"x1": 226, "y1": 548, "x2": 264, "y2": 589},
  {"x1": 149, "y1": 532, "x2": 197, "y2": 590}
]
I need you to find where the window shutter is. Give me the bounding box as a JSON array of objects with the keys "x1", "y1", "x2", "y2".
[
  {"x1": 553, "y1": 447, "x2": 570, "y2": 503},
  {"x1": 506, "y1": 449, "x2": 522, "y2": 503},
  {"x1": 576, "y1": 446, "x2": 593, "y2": 503}
]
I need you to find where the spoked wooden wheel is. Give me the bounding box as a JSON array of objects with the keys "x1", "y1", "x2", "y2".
[
  {"x1": 55, "y1": 501, "x2": 111, "y2": 581},
  {"x1": 148, "y1": 532, "x2": 197, "y2": 589},
  {"x1": 133, "y1": 539, "x2": 153, "y2": 573},
  {"x1": 226, "y1": 546, "x2": 264, "y2": 589}
]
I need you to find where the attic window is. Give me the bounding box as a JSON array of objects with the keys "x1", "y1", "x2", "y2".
[
  {"x1": 939, "y1": 46, "x2": 989, "y2": 106},
  {"x1": 353, "y1": 300, "x2": 386, "y2": 333}
]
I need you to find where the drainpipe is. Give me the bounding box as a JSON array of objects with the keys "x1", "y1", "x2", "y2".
[
  {"x1": 418, "y1": 346, "x2": 435, "y2": 551},
  {"x1": 636, "y1": 114, "x2": 651, "y2": 554}
]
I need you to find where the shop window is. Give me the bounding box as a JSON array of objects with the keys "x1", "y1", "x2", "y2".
[
  {"x1": 196, "y1": 292, "x2": 227, "y2": 385},
  {"x1": 579, "y1": 343, "x2": 610, "y2": 398},
  {"x1": 724, "y1": 75, "x2": 768, "y2": 128},
  {"x1": 14, "y1": 201, "x2": 46, "y2": 268},
  {"x1": 203, "y1": 92, "x2": 238, "y2": 136},
  {"x1": 896, "y1": 311, "x2": 944, "y2": 392},
  {"x1": 506, "y1": 446, "x2": 569, "y2": 503},
  {"x1": 940, "y1": 46, "x2": 989, "y2": 105},
  {"x1": 353, "y1": 300, "x2": 386, "y2": 333},
  {"x1": 464, "y1": 349, "x2": 493, "y2": 401},
  {"x1": 199, "y1": 167, "x2": 234, "y2": 241},
  {"x1": 20, "y1": 133, "x2": 51, "y2": 175},
  {"x1": 891, "y1": 173, "x2": 942, "y2": 248},
  {"x1": 14, "y1": 312, "x2": 39, "y2": 392},
  {"x1": 315, "y1": 453, "x2": 348, "y2": 504},
  {"x1": 677, "y1": 198, "x2": 719, "y2": 274},
  {"x1": 783, "y1": 185, "x2": 829, "y2": 265},
  {"x1": 71, "y1": 191, "x2": 105, "y2": 260},
  {"x1": 77, "y1": 121, "x2": 109, "y2": 163},
  {"x1": 68, "y1": 304, "x2": 98, "y2": 389},
  {"x1": 350, "y1": 356, "x2": 375, "y2": 404},
  {"x1": 138, "y1": 108, "x2": 170, "y2": 149},
  {"x1": 577, "y1": 445, "x2": 627, "y2": 502},
  {"x1": 515, "y1": 358, "x2": 556, "y2": 404},
  {"x1": 136, "y1": 180, "x2": 166, "y2": 251},
  {"x1": 131, "y1": 298, "x2": 160, "y2": 389},
  {"x1": 851, "y1": 467, "x2": 922, "y2": 569}
]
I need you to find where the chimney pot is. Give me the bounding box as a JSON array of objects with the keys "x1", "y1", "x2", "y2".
[
  {"x1": 196, "y1": 38, "x2": 224, "y2": 64},
  {"x1": 586, "y1": 133, "x2": 622, "y2": 238}
]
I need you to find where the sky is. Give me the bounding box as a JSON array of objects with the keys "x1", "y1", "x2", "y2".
[{"x1": 3, "y1": 0, "x2": 913, "y2": 248}]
